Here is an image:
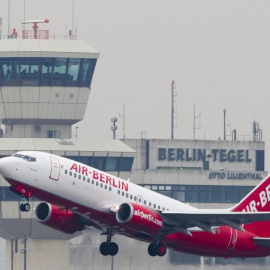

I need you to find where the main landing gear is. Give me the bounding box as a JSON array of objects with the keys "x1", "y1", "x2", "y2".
[
  {"x1": 99, "y1": 229, "x2": 119, "y2": 256},
  {"x1": 148, "y1": 242, "x2": 167, "y2": 257}
]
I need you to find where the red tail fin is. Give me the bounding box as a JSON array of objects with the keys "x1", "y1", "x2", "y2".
[{"x1": 232, "y1": 175, "x2": 270, "y2": 237}]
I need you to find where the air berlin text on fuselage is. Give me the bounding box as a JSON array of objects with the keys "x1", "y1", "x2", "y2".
[{"x1": 69, "y1": 163, "x2": 129, "y2": 191}]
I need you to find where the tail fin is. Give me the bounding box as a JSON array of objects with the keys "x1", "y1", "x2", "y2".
[{"x1": 232, "y1": 174, "x2": 270, "y2": 237}]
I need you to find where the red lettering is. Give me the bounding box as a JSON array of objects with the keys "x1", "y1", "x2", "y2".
[
  {"x1": 82, "y1": 166, "x2": 88, "y2": 176},
  {"x1": 70, "y1": 163, "x2": 78, "y2": 172},
  {"x1": 122, "y1": 181, "x2": 129, "y2": 192},
  {"x1": 112, "y1": 178, "x2": 118, "y2": 188},
  {"x1": 100, "y1": 173, "x2": 105, "y2": 183},
  {"x1": 78, "y1": 165, "x2": 81, "y2": 174},
  {"x1": 106, "y1": 176, "x2": 112, "y2": 185},
  {"x1": 93, "y1": 170, "x2": 99, "y2": 180}
]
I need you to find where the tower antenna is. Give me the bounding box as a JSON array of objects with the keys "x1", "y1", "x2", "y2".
[
  {"x1": 171, "y1": 80, "x2": 177, "y2": 139},
  {"x1": 72, "y1": 0, "x2": 75, "y2": 40},
  {"x1": 223, "y1": 109, "x2": 226, "y2": 140},
  {"x1": 7, "y1": 0, "x2": 10, "y2": 36},
  {"x1": 193, "y1": 104, "x2": 201, "y2": 139},
  {"x1": 119, "y1": 104, "x2": 126, "y2": 139}
]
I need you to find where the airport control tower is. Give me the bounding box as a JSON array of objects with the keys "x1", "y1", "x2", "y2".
[
  {"x1": 0, "y1": 22, "x2": 136, "y2": 270},
  {"x1": 0, "y1": 23, "x2": 99, "y2": 139}
]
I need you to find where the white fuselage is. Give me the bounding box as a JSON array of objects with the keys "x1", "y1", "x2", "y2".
[{"x1": 3, "y1": 151, "x2": 197, "y2": 215}]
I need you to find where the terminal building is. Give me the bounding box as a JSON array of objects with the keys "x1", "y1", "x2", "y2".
[{"x1": 0, "y1": 24, "x2": 268, "y2": 269}]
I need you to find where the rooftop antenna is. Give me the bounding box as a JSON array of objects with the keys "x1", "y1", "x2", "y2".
[
  {"x1": 223, "y1": 109, "x2": 226, "y2": 140},
  {"x1": 72, "y1": 0, "x2": 75, "y2": 40},
  {"x1": 193, "y1": 104, "x2": 201, "y2": 139},
  {"x1": 253, "y1": 120, "x2": 262, "y2": 141},
  {"x1": 23, "y1": 0, "x2": 26, "y2": 31},
  {"x1": 0, "y1": 18, "x2": 2, "y2": 40},
  {"x1": 21, "y1": 19, "x2": 49, "y2": 39},
  {"x1": 7, "y1": 0, "x2": 10, "y2": 36},
  {"x1": 171, "y1": 80, "x2": 177, "y2": 139},
  {"x1": 119, "y1": 104, "x2": 126, "y2": 139},
  {"x1": 111, "y1": 117, "x2": 118, "y2": 139}
]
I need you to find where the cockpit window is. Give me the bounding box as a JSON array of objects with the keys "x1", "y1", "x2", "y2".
[
  {"x1": 13, "y1": 154, "x2": 24, "y2": 158},
  {"x1": 23, "y1": 156, "x2": 30, "y2": 161},
  {"x1": 12, "y1": 154, "x2": 36, "y2": 162}
]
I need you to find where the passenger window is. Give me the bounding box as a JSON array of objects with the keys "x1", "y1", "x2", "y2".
[
  {"x1": 118, "y1": 190, "x2": 120, "y2": 194},
  {"x1": 158, "y1": 206, "x2": 160, "y2": 210},
  {"x1": 105, "y1": 185, "x2": 107, "y2": 189},
  {"x1": 109, "y1": 187, "x2": 112, "y2": 191},
  {"x1": 69, "y1": 171, "x2": 72, "y2": 176},
  {"x1": 149, "y1": 202, "x2": 152, "y2": 207},
  {"x1": 83, "y1": 176, "x2": 86, "y2": 181},
  {"x1": 74, "y1": 173, "x2": 77, "y2": 178},
  {"x1": 162, "y1": 207, "x2": 165, "y2": 211},
  {"x1": 134, "y1": 196, "x2": 137, "y2": 201},
  {"x1": 78, "y1": 175, "x2": 81, "y2": 180},
  {"x1": 138, "y1": 198, "x2": 141, "y2": 203},
  {"x1": 100, "y1": 183, "x2": 103, "y2": 188},
  {"x1": 96, "y1": 182, "x2": 99, "y2": 186},
  {"x1": 87, "y1": 179, "x2": 90, "y2": 183},
  {"x1": 92, "y1": 180, "x2": 94, "y2": 184},
  {"x1": 130, "y1": 195, "x2": 133, "y2": 200},
  {"x1": 153, "y1": 204, "x2": 156, "y2": 208},
  {"x1": 126, "y1": 193, "x2": 129, "y2": 198},
  {"x1": 122, "y1": 191, "x2": 125, "y2": 196},
  {"x1": 65, "y1": 170, "x2": 68, "y2": 174},
  {"x1": 144, "y1": 200, "x2": 146, "y2": 204}
]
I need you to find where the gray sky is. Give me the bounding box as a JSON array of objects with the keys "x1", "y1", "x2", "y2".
[{"x1": 1, "y1": 1, "x2": 270, "y2": 167}]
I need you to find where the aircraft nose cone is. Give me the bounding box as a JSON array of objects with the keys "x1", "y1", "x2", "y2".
[{"x1": 0, "y1": 157, "x2": 13, "y2": 178}]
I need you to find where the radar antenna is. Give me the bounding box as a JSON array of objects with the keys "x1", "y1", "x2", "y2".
[{"x1": 21, "y1": 19, "x2": 49, "y2": 39}]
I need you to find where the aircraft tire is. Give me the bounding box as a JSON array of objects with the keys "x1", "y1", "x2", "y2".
[
  {"x1": 20, "y1": 203, "x2": 26, "y2": 212},
  {"x1": 108, "y1": 242, "x2": 118, "y2": 256},
  {"x1": 100, "y1": 242, "x2": 110, "y2": 256},
  {"x1": 157, "y1": 243, "x2": 167, "y2": 257},
  {"x1": 24, "y1": 203, "x2": 31, "y2": 212},
  {"x1": 148, "y1": 243, "x2": 158, "y2": 257}
]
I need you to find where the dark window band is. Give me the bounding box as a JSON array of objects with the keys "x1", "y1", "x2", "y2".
[{"x1": 0, "y1": 57, "x2": 97, "y2": 88}]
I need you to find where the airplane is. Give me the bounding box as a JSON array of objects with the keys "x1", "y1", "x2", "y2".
[{"x1": 1, "y1": 151, "x2": 270, "y2": 258}]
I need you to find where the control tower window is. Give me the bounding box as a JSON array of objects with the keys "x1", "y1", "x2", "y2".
[
  {"x1": 52, "y1": 58, "x2": 67, "y2": 86},
  {"x1": 0, "y1": 58, "x2": 19, "y2": 84},
  {"x1": 41, "y1": 58, "x2": 53, "y2": 85},
  {"x1": 20, "y1": 58, "x2": 39, "y2": 86},
  {"x1": 0, "y1": 57, "x2": 97, "y2": 88},
  {"x1": 68, "y1": 59, "x2": 80, "y2": 81},
  {"x1": 80, "y1": 59, "x2": 96, "y2": 87}
]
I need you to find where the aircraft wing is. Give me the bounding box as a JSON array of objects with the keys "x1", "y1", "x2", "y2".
[{"x1": 161, "y1": 211, "x2": 270, "y2": 235}]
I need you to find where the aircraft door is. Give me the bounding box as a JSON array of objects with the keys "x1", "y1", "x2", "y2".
[{"x1": 49, "y1": 156, "x2": 60, "y2": 181}]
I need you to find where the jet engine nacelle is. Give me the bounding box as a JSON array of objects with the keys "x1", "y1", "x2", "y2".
[
  {"x1": 116, "y1": 203, "x2": 163, "y2": 235},
  {"x1": 35, "y1": 202, "x2": 83, "y2": 234}
]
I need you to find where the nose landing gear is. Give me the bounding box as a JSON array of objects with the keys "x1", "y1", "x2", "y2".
[{"x1": 20, "y1": 202, "x2": 31, "y2": 212}]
